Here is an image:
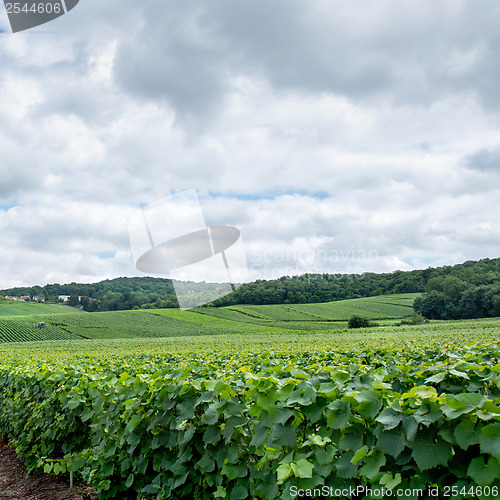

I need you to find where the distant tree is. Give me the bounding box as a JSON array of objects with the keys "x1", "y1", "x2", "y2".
[
  {"x1": 413, "y1": 296, "x2": 424, "y2": 315},
  {"x1": 68, "y1": 295, "x2": 80, "y2": 307},
  {"x1": 426, "y1": 276, "x2": 467, "y2": 301},
  {"x1": 490, "y1": 294, "x2": 500, "y2": 317},
  {"x1": 348, "y1": 315, "x2": 372, "y2": 329},
  {"x1": 459, "y1": 286, "x2": 490, "y2": 319},
  {"x1": 84, "y1": 299, "x2": 100, "y2": 312},
  {"x1": 419, "y1": 290, "x2": 446, "y2": 320},
  {"x1": 409, "y1": 314, "x2": 425, "y2": 325}
]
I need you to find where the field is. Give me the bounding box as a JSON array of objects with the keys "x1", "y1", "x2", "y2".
[
  {"x1": 224, "y1": 293, "x2": 418, "y2": 323},
  {"x1": 0, "y1": 317, "x2": 83, "y2": 343},
  {"x1": 0, "y1": 294, "x2": 499, "y2": 499},
  {"x1": 0, "y1": 293, "x2": 419, "y2": 343},
  {"x1": 0, "y1": 299, "x2": 79, "y2": 316}
]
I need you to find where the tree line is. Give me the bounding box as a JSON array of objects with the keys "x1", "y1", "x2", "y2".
[
  {"x1": 413, "y1": 275, "x2": 500, "y2": 320},
  {"x1": 212, "y1": 257, "x2": 500, "y2": 307},
  {"x1": 1, "y1": 257, "x2": 499, "y2": 314},
  {"x1": 1, "y1": 277, "x2": 178, "y2": 312}
]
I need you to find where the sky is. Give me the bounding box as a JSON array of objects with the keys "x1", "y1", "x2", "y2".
[{"x1": 1, "y1": 0, "x2": 500, "y2": 288}]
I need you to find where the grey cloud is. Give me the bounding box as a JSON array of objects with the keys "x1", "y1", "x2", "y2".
[
  {"x1": 6, "y1": 0, "x2": 500, "y2": 134},
  {"x1": 111, "y1": 0, "x2": 393, "y2": 127},
  {"x1": 0, "y1": 164, "x2": 37, "y2": 199},
  {"x1": 212, "y1": 0, "x2": 500, "y2": 108},
  {"x1": 35, "y1": 84, "x2": 112, "y2": 124},
  {"x1": 1, "y1": 0, "x2": 500, "y2": 288},
  {"x1": 109, "y1": 0, "x2": 500, "y2": 130},
  {"x1": 112, "y1": 2, "x2": 229, "y2": 130},
  {"x1": 208, "y1": 1, "x2": 393, "y2": 96},
  {"x1": 0, "y1": 145, "x2": 43, "y2": 199},
  {"x1": 463, "y1": 148, "x2": 500, "y2": 172}
]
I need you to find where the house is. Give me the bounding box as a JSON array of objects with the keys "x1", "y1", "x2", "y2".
[
  {"x1": 5, "y1": 295, "x2": 27, "y2": 301},
  {"x1": 58, "y1": 295, "x2": 71, "y2": 302}
]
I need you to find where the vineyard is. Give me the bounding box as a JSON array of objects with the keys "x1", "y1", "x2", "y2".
[
  {"x1": 0, "y1": 320, "x2": 499, "y2": 499},
  {"x1": 0, "y1": 317, "x2": 84, "y2": 343},
  {"x1": 0, "y1": 294, "x2": 419, "y2": 344},
  {"x1": 222, "y1": 294, "x2": 418, "y2": 323},
  {"x1": 0, "y1": 300, "x2": 79, "y2": 316}
]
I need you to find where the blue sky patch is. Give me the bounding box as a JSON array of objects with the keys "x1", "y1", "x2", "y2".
[
  {"x1": 0, "y1": 202, "x2": 18, "y2": 211},
  {"x1": 97, "y1": 251, "x2": 116, "y2": 260}
]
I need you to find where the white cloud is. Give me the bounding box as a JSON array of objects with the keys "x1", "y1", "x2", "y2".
[{"x1": 0, "y1": 0, "x2": 499, "y2": 289}]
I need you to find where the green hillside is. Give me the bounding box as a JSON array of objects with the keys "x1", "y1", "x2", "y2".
[
  {"x1": 2, "y1": 256, "x2": 497, "y2": 313},
  {"x1": 0, "y1": 293, "x2": 419, "y2": 343},
  {"x1": 0, "y1": 299, "x2": 81, "y2": 316},
  {"x1": 219, "y1": 293, "x2": 418, "y2": 322},
  {"x1": 0, "y1": 317, "x2": 84, "y2": 343},
  {"x1": 1, "y1": 318, "x2": 498, "y2": 498}
]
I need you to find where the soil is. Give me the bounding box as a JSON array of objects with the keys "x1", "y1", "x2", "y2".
[{"x1": 0, "y1": 443, "x2": 95, "y2": 500}]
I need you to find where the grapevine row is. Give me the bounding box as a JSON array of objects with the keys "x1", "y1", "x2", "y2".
[{"x1": 0, "y1": 337, "x2": 499, "y2": 499}]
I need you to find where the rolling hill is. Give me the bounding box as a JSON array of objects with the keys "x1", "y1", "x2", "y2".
[
  {"x1": 0, "y1": 299, "x2": 81, "y2": 317},
  {"x1": 0, "y1": 293, "x2": 418, "y2": 343}
]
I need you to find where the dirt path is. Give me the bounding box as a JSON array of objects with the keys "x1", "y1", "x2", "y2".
[{"x1": 0, "y1": 445, "x2": 93, "y2": 500}]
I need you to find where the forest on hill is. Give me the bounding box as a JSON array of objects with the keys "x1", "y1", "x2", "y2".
[{"x1": 1, "y1": 257, "x2": 499, "y2": 317}]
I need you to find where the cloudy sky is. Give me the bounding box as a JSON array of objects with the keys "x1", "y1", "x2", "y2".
[{"x1": 1, "y1": 0, "x2": 500, "y2": 288}]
